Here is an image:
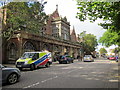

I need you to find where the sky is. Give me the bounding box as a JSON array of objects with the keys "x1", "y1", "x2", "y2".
[
  {"x1": 0, "y1": 0, "x2": 116, "y2": 51},
  {"x1": 43, "y1": 0, "x2": 117, "y2": 51},
  {"x1": 44, "y1": 0, "x2": 106, "y2": 39}
]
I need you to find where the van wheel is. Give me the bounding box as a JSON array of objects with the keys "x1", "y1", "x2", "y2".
[
  {"x1": 45, "y1": 62, "x2": 50, "y2": 68},
  {"x1": 30, "y1": 64, "x2": 35, "y2": 71}
]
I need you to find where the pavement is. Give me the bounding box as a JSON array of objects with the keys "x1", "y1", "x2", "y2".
[
  {"x1": 2, "y1": 61, "x2": 59, "y2": 68},
  {"x1": 2, "y1": 59, "x2": 79, "y2": 68},
  {"x1": 3, "y1": 58, "x2": 119, "y2": 68}
]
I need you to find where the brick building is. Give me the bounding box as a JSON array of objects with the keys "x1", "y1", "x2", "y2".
[{"x1": 1, "y1": 6, "x2": 81, "y2": 64}]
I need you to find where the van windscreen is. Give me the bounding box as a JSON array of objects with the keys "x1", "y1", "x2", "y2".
[{"x1": 21, "y1": 53, "x2": 35, "y2": 59}]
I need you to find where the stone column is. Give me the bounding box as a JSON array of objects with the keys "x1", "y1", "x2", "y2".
[
  {"x1": 67, "y1": 47, "x2": 70, "y2": 55},
  {"x1": 18, "y1": 37, "x2": 23, "y2": 57},
  {"x1": 69, "y1": 47, "x2": 73, "y2": 57},
  {"x1": 61, "y1": 46, "x2": 65, "y2": 55},
  {"x1": 74, "y1": 48, "x2": 77, "y2": 59}
]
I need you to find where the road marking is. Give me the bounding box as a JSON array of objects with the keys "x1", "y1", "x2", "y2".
[
  {"x1": 23, "y1": 82, "x2": 40, "y2": 89},
  {"x1": 109, "y1": 80, "x2": 118, "y2": 82},
  {"x1": 61, "y1": 66, "x2": 83, "y2": 70},
  {"x1": 41, "y1": 76, "x2": 58, "y2": 83},
  {"x1": 66, "y1": 69, "x2": 78, "y2": 74},
  {"x1": 86, "y1": 78, "x2": 93, "y2": 80},
  {"x1": 61, "y1": 67, "x2": 71, "y2": 69},
  {"x1": 23, "y1": 76, "x2": 58, "y2": 89},
  {"x1": 81, "y1": 75, "x2": 88, "y2": 77},
  {"x1": 91, "y1": 72, "x2": 97, "y2": 74},
  {"x1": 79, "y1": 67, "x2": 83, "y2": 69},
  {"x1": 94, "y1": 78, "x2": 100, "y2": 80}
]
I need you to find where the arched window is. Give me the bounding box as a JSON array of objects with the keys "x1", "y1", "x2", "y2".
[
  {"x1": 43, "y1": 44, "x2": 49, "y2": 51},
  {"x1": 54, "y1": 46, "x2": 59, "y2": 51},
  {"x1": 8, "y1": 43, "x2": 17, "y2": 60},
  {"x1": 24, "y1": 42, "x2": 35, "y2": 52}
]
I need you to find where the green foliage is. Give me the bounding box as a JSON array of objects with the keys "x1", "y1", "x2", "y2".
[
  {"x1": 99, "y1": 48, "x2": 107, "y2": 54},
  {"x1": 2, "y1": 2, "x2": 29, "y2": 39},
  {"x1": 112, "y1": 47, "x2": 120, "y2": 53},
  {"x1": 2, "y1": 1, "x2": 48, "y2": 40},
  {"x1": 99, "y1": 30, "x2": 119, "y2": 47},
  {"x1": 76, "y1": 2, "x2": 120, "y2": 47},
  {"x1": 111, "y1": 49, "x2": 115, "y2": 53},
  {"x1": 79, "y1": 31, "x2": 98, "y2": 54}
]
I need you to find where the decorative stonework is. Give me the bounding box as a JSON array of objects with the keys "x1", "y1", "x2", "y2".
[{"x1": 2, "y1": 6, "x2": 81, "y2": 64}]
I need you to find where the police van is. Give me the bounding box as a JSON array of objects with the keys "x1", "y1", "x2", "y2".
[{"x1": 16, "y1": 51, "x2": 52, "y2": 70}]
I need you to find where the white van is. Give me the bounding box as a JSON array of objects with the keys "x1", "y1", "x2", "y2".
[{"x1": 16, "y1": 51, "x2": 52, "y2": 70}]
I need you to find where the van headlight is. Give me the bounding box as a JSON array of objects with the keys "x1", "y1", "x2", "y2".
[
  {"x1": 24, "y1": 61, "x2": 28, "y2": 64},
  {"x1": 15, "y1": 61, "x2": 17, "y2": 65}
]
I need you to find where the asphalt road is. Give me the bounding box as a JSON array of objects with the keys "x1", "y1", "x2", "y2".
[{"x1": 2, "y1": 58, "x2": 119, "y2": 89}]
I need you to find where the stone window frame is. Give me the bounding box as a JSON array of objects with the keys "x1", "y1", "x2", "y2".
[
  {"x1": 23, "y1": 41, "x2": 36, "y2": 52},
  {"x1": 7, "y1": 42, "x2": 17, "y2": 60}
]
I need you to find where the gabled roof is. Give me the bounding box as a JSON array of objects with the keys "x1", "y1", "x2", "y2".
[
  {"x1": 70, "y1": 26, "x2": 78, "y2": 42},
  {"x1": 51, "y1": 5, "x2": 59, "y2": 18},
  {"x1": 70, "y1": 26, "x2": 76, "y2": 35}
]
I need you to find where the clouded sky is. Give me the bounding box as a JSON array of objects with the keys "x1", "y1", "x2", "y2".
[
  {"x1": 44, "y1": 0, "x2": 117, "y2": 51},
  {"x1": 1, "y1": 0, "x2": 115, "y2": 51},
  {"x1": 44, "y1": 0, "x2": 106, "y2": 40}
]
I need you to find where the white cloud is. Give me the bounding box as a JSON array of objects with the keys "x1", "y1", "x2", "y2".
[
  {"x1": 43, "y1": 0, "x2": 116, "y2": 51},
  {"x1": 44, "y1": 0, "x2": 106, "y2": 40},
  {"x1": 96, "y1": 44, "x2": 117, "y2": 52}
]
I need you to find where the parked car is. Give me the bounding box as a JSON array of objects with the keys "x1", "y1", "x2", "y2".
[
  {"x1": 108, "y1": 56, "x2": 116, "y2": 60},
  {"x1": 83, "y1": 55, "x2": 94, "y2": 62},
  {"x1": 58, "y1": 55, "x2": 74, "y2": 64},
  {"x1": 0, "y1": 64, "x2": 21, "y2": 85}
]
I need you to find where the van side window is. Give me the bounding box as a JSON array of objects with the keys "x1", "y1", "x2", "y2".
[{"x1": 32, "y1": 53, "x2": 39, "y2": 60}]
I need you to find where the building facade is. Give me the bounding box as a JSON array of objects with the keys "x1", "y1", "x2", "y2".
[{"x1": 1, "y1": 6, "x2": 81, "y2": 64}]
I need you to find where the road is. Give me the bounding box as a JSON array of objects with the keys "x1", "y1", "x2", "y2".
[{"x1": 2, "y1": 58, "x2": 119, "y2": 89}]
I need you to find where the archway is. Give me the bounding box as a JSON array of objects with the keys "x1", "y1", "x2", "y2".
[
  {"x1": 23, "y1": 41, "x2": 36, "y2": 52},
  {"x1": 7, "y1": 42, "x2": 17, "y2": 62},
  {"x1": 42, "y1": 43, "x2": 49, "y2": 51}
]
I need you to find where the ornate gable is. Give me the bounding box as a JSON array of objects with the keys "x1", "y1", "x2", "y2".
[
  {"x1": 51, "y1": 5, "x2": 59, "y2": 18},
  {"x1": 70, "y1": 26, "x2": 77, "y2": 42}
]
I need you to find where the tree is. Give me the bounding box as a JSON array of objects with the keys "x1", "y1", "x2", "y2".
[
  {"x1": 111, "y1": 47, "x2": 120, "y2": 54},
  {"x1": 2, "y1": 2, "x2": 30, "y2": 40},
  {"x1": 1, "y1": 1, "x2": 48, "y2": 41},
  {"x1": 99, "y1": 30, "x2": 119, "y2": 47},
  {"x1": 28, "y1": 2, "x2": 48, "y2": 34},
  {"x1": 79, "y1": 31, "x2": 98, "y2": 55},
  {"x1": 76, "y1": 1, "x2": 120, "y2": 47},
  {"x1": 99, "y1": 48, "x2": 107, "y2": 55}
]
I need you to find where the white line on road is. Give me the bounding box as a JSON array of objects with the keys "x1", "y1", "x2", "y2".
[
  {"x1": 23, "y1": 82, "x2": 40, "y2": 89},
  {"x1": 41, "y1": 76, "x2": 58, "y2": 83},
  {"x1": 23, "y1": 76, "x2": 58, "y2": 89},
  {"x1": 66, "y1": 69, "x2": 79, "y2": 74},
  {"x1": 109, "y1": 80, "x2": 119, "y2": 82}
]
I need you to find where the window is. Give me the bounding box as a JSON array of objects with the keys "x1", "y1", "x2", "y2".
[
  {"x1": 24, "y1": 42, "x2": 35, "y2": 52},
  {"x1": 21, "y1": 53, "x2": 34, "y2": 59},
  {"x1": 32, "y1": 53, "x2": 39, "y2": 60},
  {"x1": 8, "y1": 43, "x2": 16, "y2": 60}
]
